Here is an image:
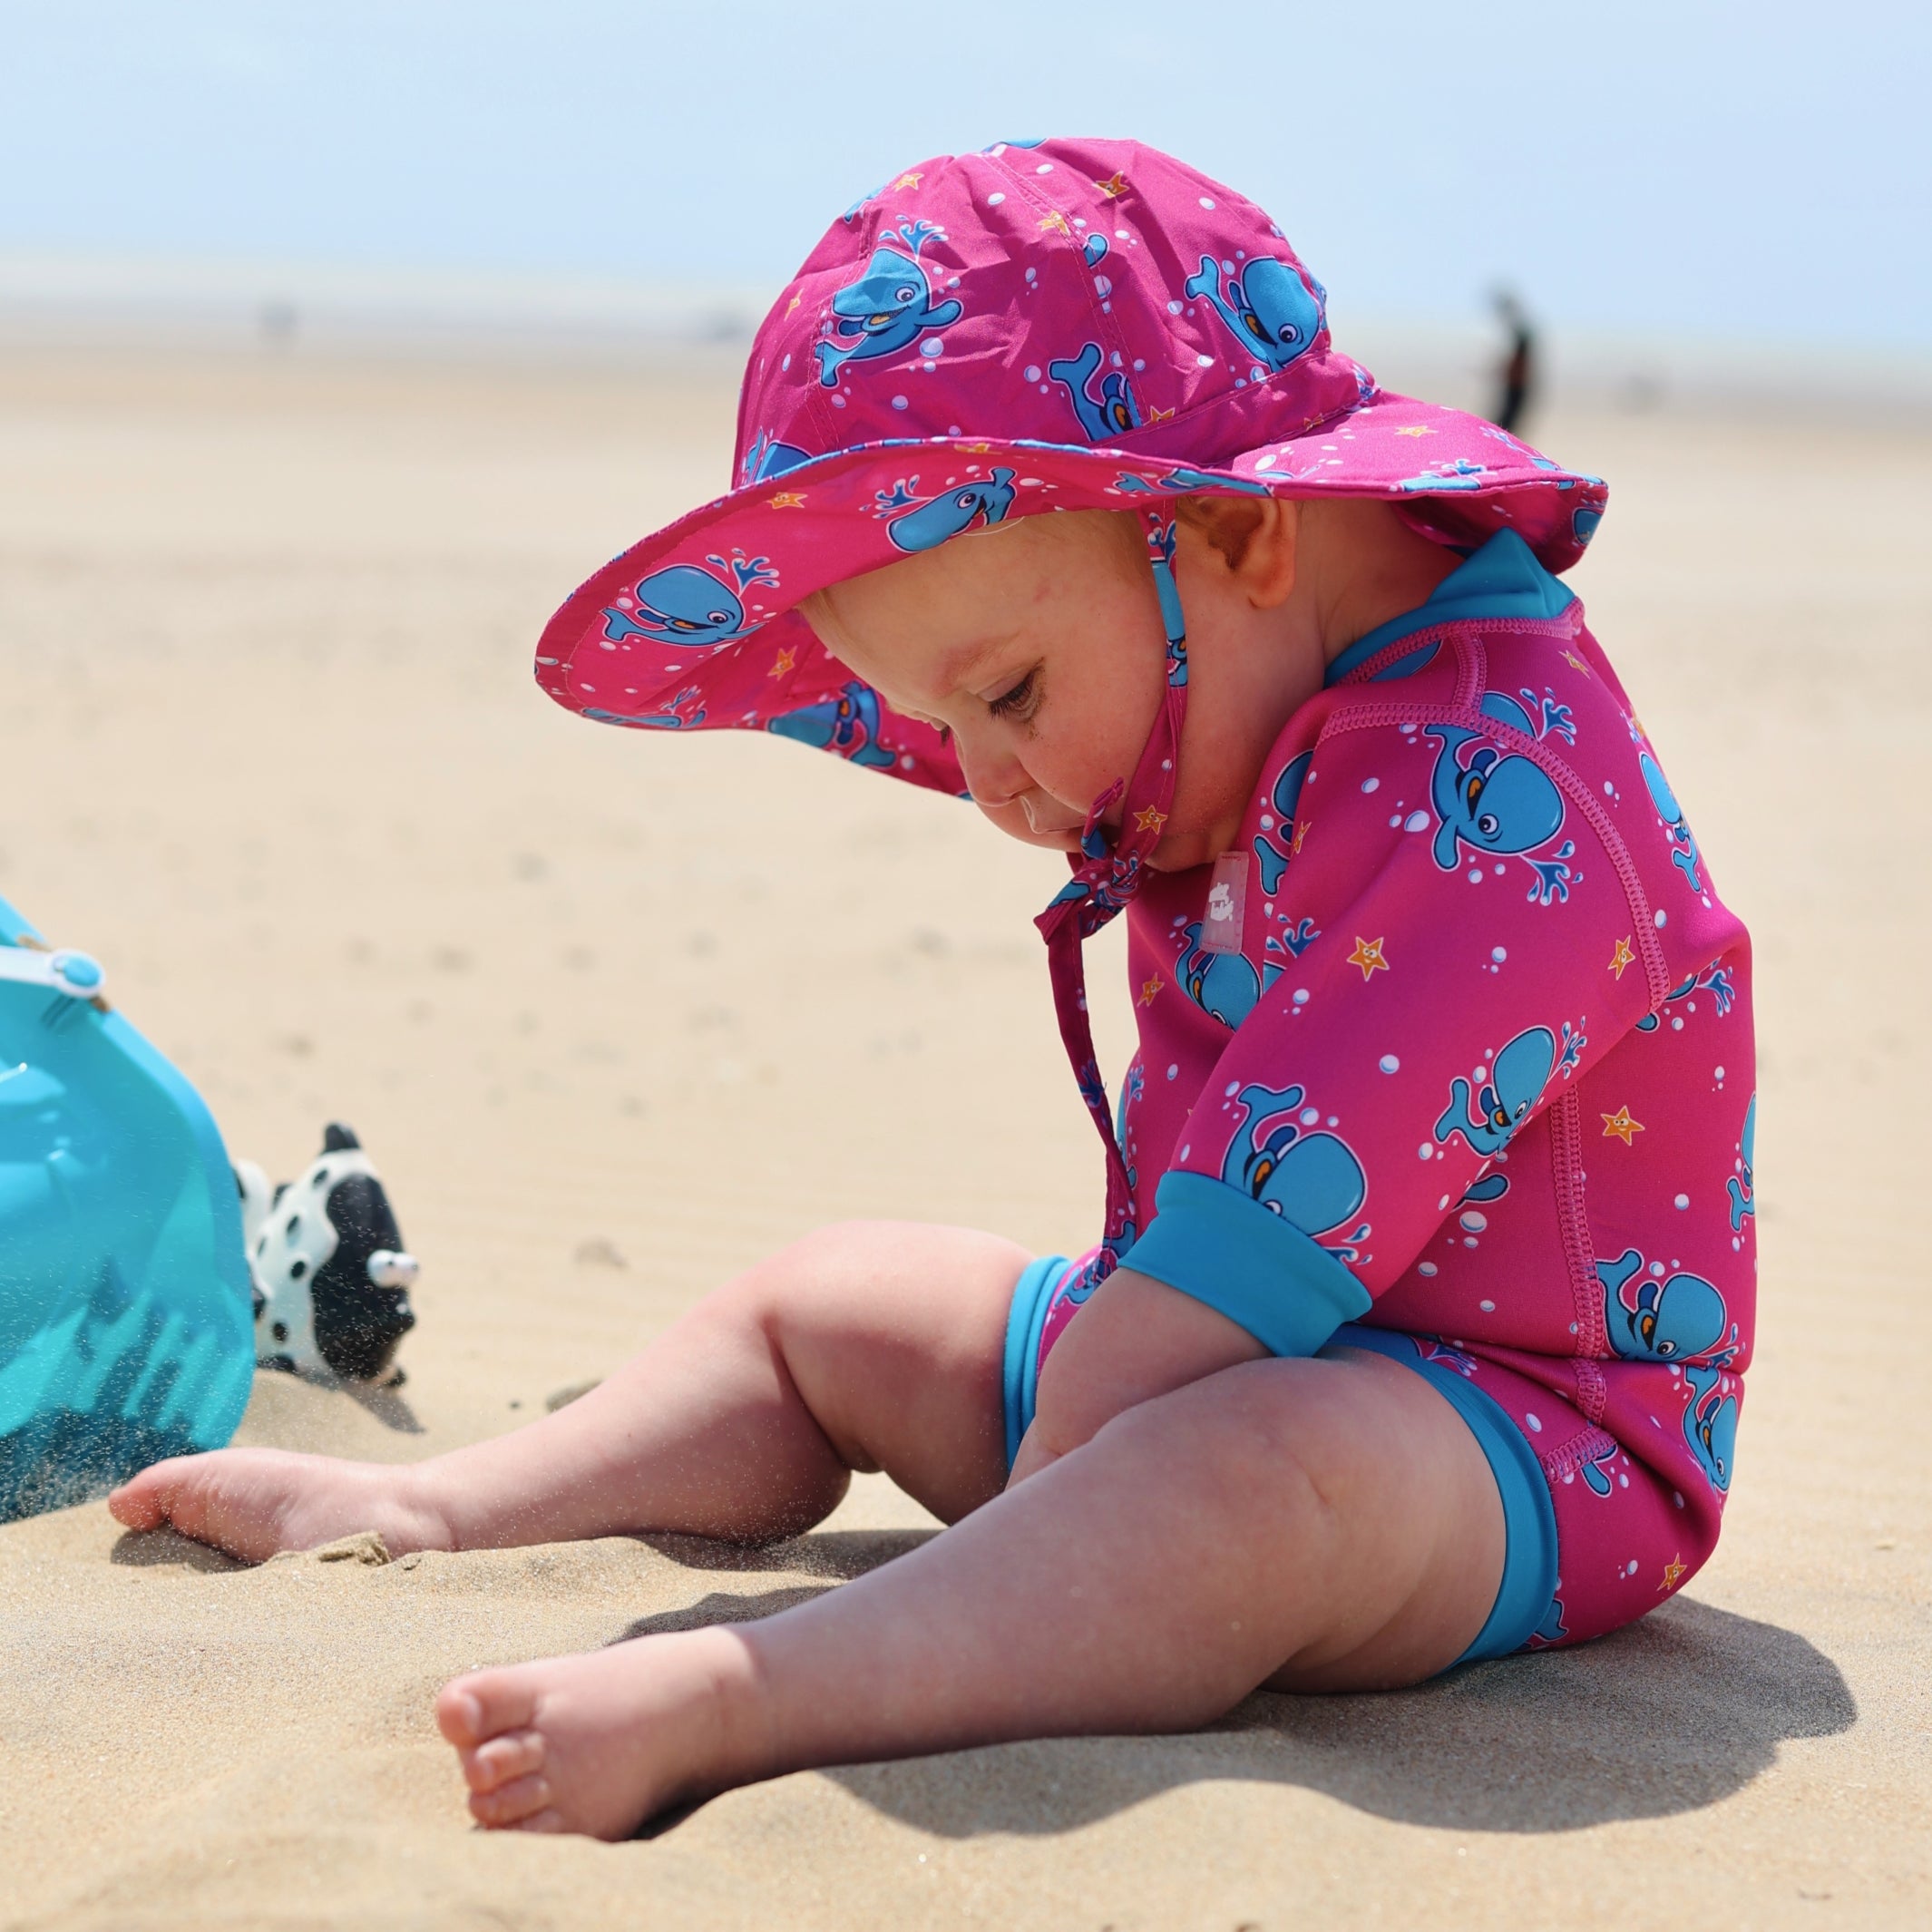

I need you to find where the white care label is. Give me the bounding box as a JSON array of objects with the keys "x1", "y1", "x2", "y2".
[{"x1": 1199, "y1": 849, "x2": 1250, "y2": 954}]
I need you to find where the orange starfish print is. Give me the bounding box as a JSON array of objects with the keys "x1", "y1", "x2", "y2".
[{"x1": 1348, "y1": 936, "x2": 1390, "y2": 980}]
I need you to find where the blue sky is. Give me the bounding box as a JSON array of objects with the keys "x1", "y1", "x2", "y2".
[{"x1": 2, "y1": 1, "x2": 1924, "y2": 348}]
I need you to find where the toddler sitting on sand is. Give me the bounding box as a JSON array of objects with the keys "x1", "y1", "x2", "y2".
[{"x1": 112, "y1": 139, "x2": 1755, "y2": 1839}]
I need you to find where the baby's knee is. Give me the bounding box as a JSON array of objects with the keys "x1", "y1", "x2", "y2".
[
  {"x1": 718, "y1": 1220, "x2": 892, "y2": 1321},
  {"x1": 1093, "y1": 1360, "x2": 1351, "y2": 1520}
]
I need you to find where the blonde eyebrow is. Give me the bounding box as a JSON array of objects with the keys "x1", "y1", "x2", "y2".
[{"x1": 936, "y1": 629, "x2": 1020, "y2": 698}]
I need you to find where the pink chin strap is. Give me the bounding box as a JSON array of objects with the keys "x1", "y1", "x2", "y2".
[{"x1": 1032, "y1": 503, "x2": 1189, "y2": 1282}]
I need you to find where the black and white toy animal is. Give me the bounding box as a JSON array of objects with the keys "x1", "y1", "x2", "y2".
[{"x1": 236, "y1": 1124, "x2": 419, "y2": 1383}]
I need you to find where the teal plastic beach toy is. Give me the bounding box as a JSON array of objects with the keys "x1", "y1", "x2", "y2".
[{"x1": 0, "y1": 896, "x2": 253, "y2": 1520}]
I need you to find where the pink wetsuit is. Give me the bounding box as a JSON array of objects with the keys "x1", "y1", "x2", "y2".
[
  {"x1": 1017, "y1": 531, "x2": 1755, "y2": 1654},
  {"x1": 528, "y1": 136, "x2": 1749, "y2": 1663}
]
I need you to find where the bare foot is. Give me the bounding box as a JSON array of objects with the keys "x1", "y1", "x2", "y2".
[
  {"x1": 108, "y1": 1448, "x2": 453, "y2": 1563},
  {"x1": 436, "y1": 1628, "x2": 767, "y2": 1839}
]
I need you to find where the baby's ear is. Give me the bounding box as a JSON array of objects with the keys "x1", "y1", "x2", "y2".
[{"x1": 1176, "y1": 495, "x2": 1298, "y2": 605}]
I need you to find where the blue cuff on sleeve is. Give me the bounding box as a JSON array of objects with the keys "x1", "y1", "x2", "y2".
[{"x1": 1126, "y1": 1171, "x2": 1372, "y2": 1357}]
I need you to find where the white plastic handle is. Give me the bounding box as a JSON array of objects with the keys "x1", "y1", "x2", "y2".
[{"x1": 0, "y1": 945, "x2": 106, "y2": 1000}]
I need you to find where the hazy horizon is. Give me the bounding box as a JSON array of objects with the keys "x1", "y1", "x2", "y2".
[{"x1": 4, "y1": 2, "x2": 1925, "y2": 355}]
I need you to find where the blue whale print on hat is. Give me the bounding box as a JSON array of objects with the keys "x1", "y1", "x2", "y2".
[
  {"x1": 602, "y1": 554, "x2": 779, "y2": 649},
  {"x1": 742, "y1": 433, "x2": 813, "y2": 485},
  {"x1": 1048, "y1": 342, "x2": 1143, "y2": 441},
  {"x1": 815, "y1": 220, "x2": 962, "y2": 387},
  {"x1": 768, "y1": 681, "x2": 897, "y2": 766},
  {"x1": 881, "y1": 468, "x2": 1017, "y2": 552},
  {"x1": 1184, "y1": 256, "x2": 1323, "y2": 370}
]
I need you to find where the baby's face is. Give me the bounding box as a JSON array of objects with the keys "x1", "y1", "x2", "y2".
[
  {"x1": 809, "y1": 511, "x2": 1217, "y2": 862},
  {"x1": 808, "y1": 496, "x2": 1451, "y2": 873}
]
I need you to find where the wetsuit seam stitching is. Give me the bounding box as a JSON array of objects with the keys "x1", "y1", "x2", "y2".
[
  {"x1": 1550, "y1": 1088, "x2": 1610, "y2": 1382},
  {"x1": 1323, "y1": 668, "x2": 1672, "y2": 1008}
]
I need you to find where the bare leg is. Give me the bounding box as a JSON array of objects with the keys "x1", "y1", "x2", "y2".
[
  {"x1": 439, "y1": 1348, "x2": 1507, "y2": 1837},
  {"x1": 109, "y1": 1222, "x2": 1026, "y2": 1559}
]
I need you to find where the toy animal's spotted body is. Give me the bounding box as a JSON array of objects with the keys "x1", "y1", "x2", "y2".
[{"x1": 238, "y1": 1124, "x2": 418, "y2": 1383}]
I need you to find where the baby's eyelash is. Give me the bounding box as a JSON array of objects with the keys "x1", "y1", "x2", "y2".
[{"x1": 989, "y1": 668, "x2": 1042, "y2": 724}]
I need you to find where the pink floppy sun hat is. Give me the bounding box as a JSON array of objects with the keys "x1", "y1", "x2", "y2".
[{"x1": 533, "y1": 133, "x2": 1605, "y2": 797}]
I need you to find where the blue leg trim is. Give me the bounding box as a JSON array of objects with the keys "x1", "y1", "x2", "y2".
[
  {"x1": 1001, "y1": 1255, "x2": 1069, "y2": 1471},
  {"x1": 1324, "y1": 1323, "x2": 1560, "y2": 1666}
]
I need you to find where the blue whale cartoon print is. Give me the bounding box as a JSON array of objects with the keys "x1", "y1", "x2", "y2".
[
  {"x1": 880, "y1": 468, "x2": 1016, "y2": 552},
  {"x1": 1252, "y1": 750, "x2": 1312, "y2": 894},
  {"x1": 582, "y1": 686, "x2": 707, "y2": 730},
  {"x1": 1480, "y1": 688, "x2": 1576, "y2": 746},
  {"x1": 1640, "y1": 751, "x2": 1704, "y2": 892},
  {"x1": 1048, "y1": 342, "x2": 1143, "y2": 442},
  {"x1": 1530, "y1": 1594, "x2": 1570, "y2": 1647},
  {"x1": 1578, "y1": 1439, "x2": 1622, "y2": 1498},
  {"x1": 1435, "y1": 1024, "x2": 1558, "y2": 1157},
  {"x1": 1397, "y1": 457, "x2": 1488, "y2": 493},
  {"x1": 1221, "y1": 1082, "x2": 1369, "y2": 1242},
  {"x1": 1636, "y1": 958, "x2": 1739, "y2": 1032},
  {"x1": 1683, "y1": 1361, "x2": 1739, "y2": 1493},
  {"x1": 740, "y1": 432, "x2": 813, "y2": 485},
  {"x1": 1184, "y1": 256, "x2": 1322, "y2": 371},
  {"x1": 600, "y1": 552, "x2": 780, "y2": 649},
  {"x1": 1177, "y1": 922, "x2": 1278, "y2": 1029},
  {"x1": 767, "y1": 681, "x2": 896, "y2": 768},
  {"x1": 1114, "y1": 465, "x2": 1271, "y2": 496},
  {"x1": 1424, "y1": 723, "x2": 1566, "y2": 873},
  {"x1": 1597, "y1": 1249, "x2": 1732, "y2": 1363},
  {"x1": 815, "y1": 220, "x2": 962, "y2": 388},
  {"x1": 1727, "y1": 1092, "x2": 1757, "y2": 1234}
]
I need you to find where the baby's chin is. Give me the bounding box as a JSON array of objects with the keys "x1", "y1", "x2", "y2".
[
  {"x1": 977, "y1": 800, "x2": 1215, "y2": 870},
  {"x1": 976, "y1": 800, "x2": 1087, "y2": 854}
]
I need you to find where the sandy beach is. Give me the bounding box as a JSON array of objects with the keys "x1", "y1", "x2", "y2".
[{"x1": 1, "y1": 338, "x2": 1927, "y2": 1929}]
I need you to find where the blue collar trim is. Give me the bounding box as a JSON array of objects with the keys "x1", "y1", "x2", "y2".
[{"x1": 1323, "y1": 529, "x2": 1575, "y2": 688}]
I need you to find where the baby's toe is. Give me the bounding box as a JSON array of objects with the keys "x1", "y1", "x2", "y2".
[
  {"x1": 107, "y1": 1459, "x2": 188, "y2": 1530},
  {"x1": 437, "y1": 1669, "x2": 538, "y2": 1749},
  {"x1": 467, "y1": 1770, "x2": 553, "y2": 1829},
  {"x1": 462, "y1": 1728, "x2": 546, "y2": 1793}
]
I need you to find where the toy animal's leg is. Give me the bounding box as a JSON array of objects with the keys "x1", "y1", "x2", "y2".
[
  {"x1": 439, "y1": 1349, "x2": 1506, "y2": 1838},
  {"x1": 112, "y1": 1221, "x2": 1023, "y2": 1558}
]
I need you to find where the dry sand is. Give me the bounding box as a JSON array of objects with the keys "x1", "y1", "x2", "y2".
[{"x1": 0, "y1": 340, "x2": 1927, "y2": 1929}]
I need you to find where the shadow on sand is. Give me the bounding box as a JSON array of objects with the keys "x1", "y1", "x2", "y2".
[
  {"x1": 619, "y1": 1531, "x2": 1855, "y2": 1836},
  {"x1": 827, "y1": 1595, "x2": 1855, "y2": 1835},
  {"x1": 611, "y1": 1529, "x2": 932, "y2": 1642},
  {"x1": 109, "y1": 1525, "x2": 245, "y2": 1572}
]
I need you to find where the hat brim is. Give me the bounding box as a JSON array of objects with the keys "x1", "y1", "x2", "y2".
[{"x1": 535, "y1": 390, "x2": 1605, "y2": 800}]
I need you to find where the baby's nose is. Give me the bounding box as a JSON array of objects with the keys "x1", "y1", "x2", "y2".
[{"x1": 955, "y1": 741, "x2": 1026, "y2": 809}]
